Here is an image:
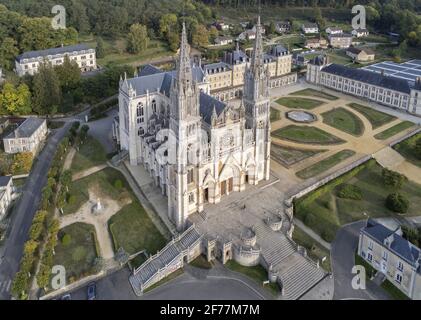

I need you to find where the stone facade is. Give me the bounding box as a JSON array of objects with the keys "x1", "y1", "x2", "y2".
[
  {"x1": 328, "y1": 34, "x2": 353, "y2": 49},
  {"x1": 117, "y1": 19, "x2": 271, "y2": 231},
  {"x1": 0, "y1": 176, "x2": 13, "y2": 219},
  {"x1": 3, "y1": 118, "x2": 47, "y2": 154},
  {"x1": 15, "y1": 44, "x2": 97, "y2": 77}
]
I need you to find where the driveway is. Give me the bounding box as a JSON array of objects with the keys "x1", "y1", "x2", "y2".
[
  {"x1": 0, "y1": 123, "x2": 71, "y2": 299},
  {"x1": 331, "y1": 221, "x2": 391, "y2": 300}
]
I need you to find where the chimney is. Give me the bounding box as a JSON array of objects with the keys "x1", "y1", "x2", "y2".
[{"x1": 14, "y1": 128, "x2": 19, "y2": 138}]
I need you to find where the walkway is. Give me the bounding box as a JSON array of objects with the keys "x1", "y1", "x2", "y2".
[{"x1": 72, "y1": 164, "x2": 108, "y2": 181}]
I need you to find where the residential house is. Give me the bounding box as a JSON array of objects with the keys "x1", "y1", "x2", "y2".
[
  {"x1": 346, "y1": 46, "x2": 375, "y2": 62},
  {"x1": 358, "y1": 219, "x2": 421, "y2": 300},
  {"x1": 326, "y1": 27, "x2": 343, "y2": 35},
  {"x1": 301, "y1": 23, "x2": 319, "y2": 34},
  {"x1": 329, "y1": 33, "x2": 353, "y2": 49},
  {"x1": 305, "y1": 38, "x2": 328, "y2": 49},
  {"x1": 276, "y1": 21, "x2": 291, "y2": 33},
  {"x1": 214, "y1": 21, "x2": 230, "y2": 31},
  {"x1": 214, "y1": 36, "x2": 234, "y2": 46},
  {"x1": 352, "y1": 28, "x2": 370, "y2": 38},
  {"x1": 3, "y1": 118, "x2": 47, "y2": 154}
]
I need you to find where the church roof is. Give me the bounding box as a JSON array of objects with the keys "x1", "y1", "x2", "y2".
[{"x1": 199, "y1": 92, "x2": 227, "y2": 125}]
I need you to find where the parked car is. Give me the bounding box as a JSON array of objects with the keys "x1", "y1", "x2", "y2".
[
  {"x1": 87, "y1": 282, "x2": 96, "y2": 300},
  {"x1": 61, "y1": 294, "x2": 71, "y2": 300}
]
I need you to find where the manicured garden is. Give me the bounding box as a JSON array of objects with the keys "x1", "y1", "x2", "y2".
[
  {"x1": 290, "y1": 88, "x2": 338, "y2": 101},
  {"x1": 347, "y1": 103, "x2": 396, "y2": 129},
  {"x1": 271, "y1": 143, "x2": 325, "y2": 167},
  {"x1": 393, "y1": 133, "x2": 421, "y2": 168},
  {"x1": 374, "y1": 121, "x2": 415, "y2": 140},
  {"x1": 270, "y1": 107, "x2": 281, "y2": 122},
  {"x1": 53, "y1": 222, "x2": 100, "y2": 283},
  {"x1": 272, "y1": 125, "x2": 345, "y2": 145},
  {"x1": 296, "y1": 150, "x2": 356, "y2": 179},
  {"x1": 276, "y1": 97, "x2": 324, "y2": 110},
  {"x1": 322, "y1": 107, "x2": 364, "y2": 136},
  {"x1": 70, "y1": 136, "x2": 108, "y2": 173},
  {"x1": 295, "y1": 160, "x2": 421, "y2": 242}
]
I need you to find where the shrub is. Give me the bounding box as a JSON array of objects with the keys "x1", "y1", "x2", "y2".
[
  {"x1": 337, "y1": 184, "x2": 363, "y2": 200},
  {"x1": 385, "y1": 193, "x2": 409, "y2": 213},
  {"x1": 67, "y1": 194, "x2": 76, "y2": 205},
  {"x1": 304, "y1": 213, "x2": 316, "y2": 227},
  {"x1": 382, "y1": 168, "x2": 407, "y2": 190},
  {"x1": 322, "y1": 228, "x2": 336, "y2": 242},
  {"x1": 61, "y1": 234, "x2": 72, "y2": 246},
  {"x1": 114, "y1": 179, "x2": 123, "y2": 189}
]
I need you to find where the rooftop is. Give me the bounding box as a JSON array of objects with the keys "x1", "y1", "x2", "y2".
[
  {"x1": 5, "y1": 118, "x2": 46, "y2": 139},
  {"x1": 362, "y1": 219, "x2": 421, "y2": 269},
  {"x1": 16, "y1": 44, "x2": 92, "y2": 62},
  {"x1": 0, "y1": 176, "x2": 12, "y2": 188},
  {"x1": 347, "y1": 46, "x2": 375, "y2": 55}
]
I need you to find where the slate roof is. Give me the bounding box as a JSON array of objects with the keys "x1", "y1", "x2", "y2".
[
  {"x1": 16, "y1": 44, "x2": 91, "y2": 62},
  {"x1": 303, "y1": 23, "x2": 318, "y2": 29},
  {"x1": 199, "y1": 92, "x2": 227, "y2": 124},
  {"x1": 0, "y1": 176, "x2": 12, "y2": 187},
  {"x1": 203, "y1": 62, "x2": 231, "y2": 74},
  {"x1": 270, "y1": 44, "x2": 288, "y2": 57},
  {"x1": 347, "y1": 47, "x2": 375, "y2": 55},
  {"x1": 322, "y1": 63, "x2": 412, "y2": 94},
  {"x1": 362, "y1": 219, "x2": 421, "y2": 269},
  {"x1": 329, "y1": 33, "x2": 353, "y2": 38},
  {"x1": 138, "y1": 64, "x2": 162, "y2": 77},
  {"x1": 5, "y1": 118, "x2": 46, "y2": 139}
]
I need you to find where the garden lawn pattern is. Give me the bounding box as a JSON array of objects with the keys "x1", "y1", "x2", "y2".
[
  {"x1": 53, "y1": 222, "x2": 99, "y2": 283},
  {"x1": 270, "y1": 107, "x2": 281, "y2": 122},
  {"x1": 347, "y1": 103, "x2": 396, "y2": 129},
  {"x1": 296, "y1": 150, "x2": 356, "y2": 179},
  {"x1": 322, "y1": 107, "x2": 364, "y2": 136},
  {"x1": 290, "y1": 88, "x2": 338, "y2": 101},
  {"x1": 393, "y1": 133, "x2": 421, "y2": 168},
  {"x1": 276, "y1": 97, "x2": 324, "y2": 110},
  {"x1": 272, "y1": 125, "x2": 345, "y2": 145},
  {"x1": 374, "y1": 121, "x2": 415, "y2": 140},
  {"x1": 271, "y1": 143, "x2": 326, "y2": 167}
]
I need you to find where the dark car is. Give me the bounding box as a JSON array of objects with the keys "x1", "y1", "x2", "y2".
[{"x1": 87, "y1": 282, "x2": 96, "y2": 300}]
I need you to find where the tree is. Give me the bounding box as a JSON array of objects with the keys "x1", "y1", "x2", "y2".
[
  {"x1": 96, "y1": 37, "x2": 106, "y2": 58},
  {"x1": 268, "y1": 21, "x2": 276, "y2": 35},
  {"x1": 159, "y1": 13, "x2": 178, "y2": 38},
  {"x1": 79, "y1": 124, "x2": 90, "y2": 141},
  {"x1": 55, "y1": 55, "x2": 81, "y2": 90},
  {"x1": 29, "y1": 222, "x2": 43, "y2": 240},
  {"x1": 209, "y1": 26, "x2": 219, "y2": 43},
  {"x1": 0, "y1": 37, "x2": 18, "y2": 70},
  {"x1": 36, "y1": 263, "x2": 51, "y2": 290},
  {"x1": 23, "y1": 240, "x2": 39, "y2": 256},
  {"x1": 386, "y1": 193, "x2": 409, "y2": 213},
  {"x1": 192, "y1": 24, "x2": 209, "y2": 47},
  {"x1": 32, "y1": 61, "x2": 62, "y2": 115},
  {"x1": 415, "y1": 137, "x2": 421, "y2": 160},
  {"x1": 11, "y1": 270, "x2": 29, "y2": 300},
  {"x1": 127, "y1": 23, "x2": 149, "y2": 54},
  {"x1": 0, "y1": 82, "x2": 31, "y2": 115},
  {"x1": 167, "y1": 31, "x2": 180, "y2": 52},
  {"x1": 314, "y1": 7, "x2": 326, "y2": 31},
  {"x1": 382, "y1": 168, "x2": 407, "y2": 190},
  {"x1": 11, "y1": 152, "x2": 33, "y2": 174}
]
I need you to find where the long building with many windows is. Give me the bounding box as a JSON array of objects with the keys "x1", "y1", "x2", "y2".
[{"x1": 307, "y1": 56, "x2": 421, "y2": 115}]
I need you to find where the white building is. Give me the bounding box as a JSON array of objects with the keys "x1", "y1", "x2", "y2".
[
  {"x1": 117, "y1": 19, "x2": 271, "y2": 231},
  {"x1": 306, "y1": 56, "x2": 421, "y2": 115},
  {"x1": 352, "y1": 28, "x2": 370, "y2": 38},
  {"x1": 328, "y1": 33, "x2": 353, "y2": 49},
  {"x1": 15, "y1": 44, "x2": 97, "y2": 77},
  {"x1": 214, "y1": 36, "x2": 234, "y2": 46},
  {"x1": 0, "y1": 176, "x2": 13, "y2": 219},
  {"x1": 302, "y1": 23, "x2": 319, "y2": 34},
  {"x1": 3, "y1": 118, "x2": 47, "y2": 154},
  {"x1": 326, "y1": 27, "x2": 343, "y2": 35},
  {"x1": 358, "y1": 219, "x2": 421, "y2": 300}
]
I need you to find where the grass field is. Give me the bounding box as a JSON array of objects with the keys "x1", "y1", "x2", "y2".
[
  {"x1": 290, "y1": 88, "x2": 338, "y2": 101},
  {"x1": 322, "y1": 107, "x2": 364, "y2": 136},
  {"x1": 271, "y1": 143, "x2": 325, "y2": 167},
  {"x1": 272, "y1": 125, "x2": 345, "y2": 145},
  {"x1": 295, "y1": 161, "x2": 421, "y2": 242},
  {"x1": 374, "y1": 121, "x2": 415, "y2": 140},
  {"x1": 292, "y1": 226, "x2": 331, "y2": 272},
  {"x1": 71, "y1": 136, "x2": 108, "y2": 173},
  {"x1": 348, "y1": 103, "x2": 396, "y2": 129},
  {"x1": 270, "y1": 107, "x2": 281, "y2": 122},
  {"x1": 225, "y1": 260, "x2": 279, "y2": 296},
  {"x1": 296, "y1": 150, "x2": 356, "y2": 179},
  {"x1": 276, "y1": 97, "x2": 324, "y2": 110},
  {"x1": 393, "y1": 133, "x2": 421, "y2": 168},
  {"x1": 54, "y1": 222, "x2": 99, "y2": 283},
  {"x1": 381, "y1": 279, "x2": 410, "y2": 300}
]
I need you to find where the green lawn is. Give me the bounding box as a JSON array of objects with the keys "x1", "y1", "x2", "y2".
[
  {"x1": 270, "y1": 107, "x2": 281, "y2": 122},
  {"x1": 276, "y1": 97, "x2": 324, "y2": 110},
  {"x1": 295, "y1": 161, "x2": 421, "y2": 242},
  {"x1": 327, "y1": 51, "x2": 353, "y2": 65},
  {"x1": 272, "y1": 125, "x2": 345, "y2": 145},
  {"x1": 322, "y1": 107, "x2": 364, "y2": 136},
  {"x1": 374, "y1": 121, "x2": 415, "y2": 140},
  {"x1": 296, "y1": 150, "x2": 356, "y2": 179},
  {"x1": 393, "y1": 133, "x2": 421, "y2": 168},
  {"x1": 71, "y1": 136, "x2": 108, "y2": 173},
  {"x1": 225, "y1": 260, "x2": 279, "y2": 296},
  {"x1": 290, "y1": 88, "x2": 338, "y2": 101},
  {"x1": 53, "y1": 222, "x2": 99, "y2": 283},
  {"x1": 271, "y1": 143, "x2": 325, "y2": 167},
  {"x1": 348, "y1": 103, "x2": 396, "y2": 129},
  {"x1": 108, "y1": 201, "x2": 166, "y2": 255},
  {"x1": 292, "y1": 226, "x2": 331, "y2": 272},
  {"x1": 381, "y1": 279, "x2": 410, "y2": 300}
]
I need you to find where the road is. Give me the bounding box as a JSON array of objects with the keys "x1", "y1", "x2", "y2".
[
  {"x1": 331, "y1": 221, "x2": 391, "y2": 300},
  {"x1": 0, "y1": 123, "x2": 71, "y2": 300}
]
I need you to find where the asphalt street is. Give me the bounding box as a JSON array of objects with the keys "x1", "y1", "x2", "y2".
[
  {"x1": 331, "y1": 221, "x2": 391, "y2": 300},
  {"x1": 0, "y1": 123, "x2": 71, "y2": 300}
]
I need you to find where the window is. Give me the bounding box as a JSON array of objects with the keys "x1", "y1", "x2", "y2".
[
  {"x1": 368, "y1": 240, "x2": 373, "y2": 250},
  {"x1": 382, "y1": 251, "x2": 388, "y2": 261},
  {"x1": 367, "y1": 252, "x2": 373, "y2": 262},
  {"x1": 397, "y1": 261, "x2": 404, "y2": 272},
  {"x1": 138, "y1": 127, "x2": 144, "y2": 136},
  {"x1": 395, "y1": 273, "x2": 402, "y2": 284},
  {"x1": 137, "y1": 102, "x2": 144, "y2": 123},
  {"x1": 189, "y1": 193, "x2": 194, "y2": 203},
  {"x1": 187, "y1": 168, "x2": 194, "y2": 184},
  {"x1": 152, "y1": 100, "x2": 157, "y2": 113}
]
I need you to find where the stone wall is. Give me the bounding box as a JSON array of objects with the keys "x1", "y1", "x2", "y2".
[{"x1": 233, "y1": 245, "x2": 261, "y2": 267}]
